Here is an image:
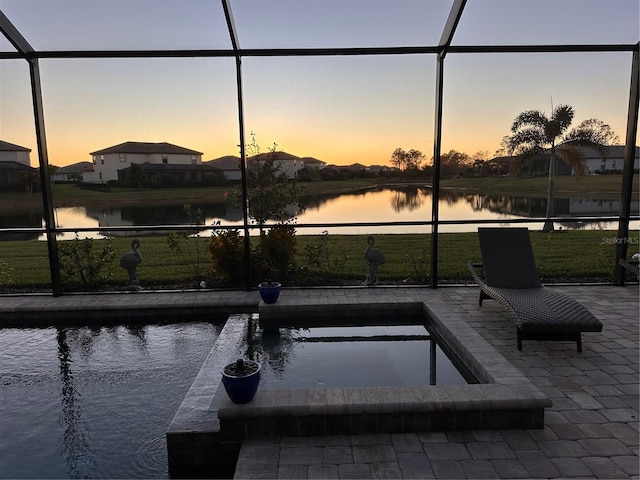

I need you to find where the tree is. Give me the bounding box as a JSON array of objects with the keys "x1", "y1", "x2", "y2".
[
  {"x1": 567, "y1": 119, "x2": 620, "y2": 172},
  {"x1": 390, "y1": 148, "x2": 425, "y2": 172},
  {"x1": 240, "y1": 133, "x2": 304, "y2": 228},
  {"x1": 438, "y1": 150, "x2": 470, "y2": 179},
  {"x1": 227, "y1": 132, "x2": 304, "y2": 281},
  {"x1": 471, "y1": 151, "x2": 490, "y2": 177},
  {"x1": 19, "y1": 170, "x2": 40, "y2": 194},
  {"x1": 508, "y1": 104, "x2": 616, "y2": 232}
]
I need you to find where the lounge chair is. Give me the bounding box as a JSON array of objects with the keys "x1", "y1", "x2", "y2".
[{"x1": 469, "y1": 227, "x2": 603, "y2": 352}]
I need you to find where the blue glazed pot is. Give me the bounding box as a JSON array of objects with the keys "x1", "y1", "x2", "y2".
[
  {"x1": 259, "y1": 282, "x2": 281, "y2": 304},
  {"x1": 221, "y1": 359, "x2": 261, "y2": 404}
]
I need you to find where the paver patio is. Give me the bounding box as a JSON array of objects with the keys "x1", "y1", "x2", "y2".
[{"x1": 0, "y1": 284, "x2": 637, "y2": 479}]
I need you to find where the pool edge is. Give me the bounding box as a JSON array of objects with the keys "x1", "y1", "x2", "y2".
[{"x1": 167, "y1": 300, "x2": 551, "y2": 477}]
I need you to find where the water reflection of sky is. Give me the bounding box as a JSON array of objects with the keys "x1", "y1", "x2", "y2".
[
  {"x1": 31, "y1": 187, "x2": 640, "y2": 240},
  {"x1": 0, "y1": 323, "x2": 219, "y2": 478}
]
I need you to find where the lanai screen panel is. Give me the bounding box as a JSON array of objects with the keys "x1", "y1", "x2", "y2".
[
  {"x1": 453, "y1": 0, "x2": 639, "y2": 46},
  {"x1": 0, "y1": 0, "x2": 232, "y2": 51},
  {"x1": 230, "y1": 0, "x2": 453, "y2": 49}
]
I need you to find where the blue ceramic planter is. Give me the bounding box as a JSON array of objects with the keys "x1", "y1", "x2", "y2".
[
  {"x1": 221, "y1": 359, "x2": 261, "y2": 404},
  {"x1": 259, "y1": 282, "x2": 281, "y2": 304}
]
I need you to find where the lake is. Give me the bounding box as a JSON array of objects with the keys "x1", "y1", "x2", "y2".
[{"x1": 2, "y1": 186, "x2": 637, "y2": 240}]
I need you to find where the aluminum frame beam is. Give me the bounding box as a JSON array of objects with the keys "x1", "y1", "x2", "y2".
[{"x1": 615, "y1": 43, "x2": 640, "y2": 285}]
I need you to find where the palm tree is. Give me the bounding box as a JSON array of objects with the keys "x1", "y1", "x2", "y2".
[{"x1": 508, "y1": 104, "x2": 615, "y2": 232}]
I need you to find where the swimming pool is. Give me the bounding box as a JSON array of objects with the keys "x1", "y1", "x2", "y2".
[
  {"x1": 253, "y1": 325, "x2": 468, "y2": 389},
  {"x1": 0, "y1": 322, "x2": 220, "y2": 479}
]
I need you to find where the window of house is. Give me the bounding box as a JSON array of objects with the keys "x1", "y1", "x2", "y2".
[
  {"x1": 163, "y1": 154, "x2": 168, "y2": 164},
  {"x1": 99, "y1": 172, "x2": 102, "y2": 180},
  {"x1": 101, "y1": 159, "x2": 104, "y2": 165},
  {"x1": 119, "y1": 154, "x2": 126, "y2": 162},
  {"x1": 191, "y1": 155, "x2": 197, "y2": 165}
]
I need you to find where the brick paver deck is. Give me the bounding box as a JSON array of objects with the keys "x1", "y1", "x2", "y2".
[
  {"x1": 1, "y1": 284, "x2": 637, "y2": 479},
  {"x1": 233, "y1": 285, "x2": 639, "y2": 479}
]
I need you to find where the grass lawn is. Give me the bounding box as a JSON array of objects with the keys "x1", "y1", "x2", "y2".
[
  {"x1": 1, "y1": 229, "x2": 635, "y2": 292},
  {"x1": 440, "y1": 174, "x2": 639, "y2": 200}
]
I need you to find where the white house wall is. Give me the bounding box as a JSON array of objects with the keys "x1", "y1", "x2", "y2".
[
  {"x1": 85, "y1": 152, "x2": 202, "y2": 183},
  {"x1": 0, "y1": 150, "x2": 30, "y2": 166},
  {"x1": 584, "y1": 157, "x2": 639, "y2": 174}
]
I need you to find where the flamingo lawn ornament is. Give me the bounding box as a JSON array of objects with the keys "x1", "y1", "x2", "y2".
[
  {"x1": 362, "y1": 235, "x2": 385, "y2": 285},
  {"x1": 120, "y1": 238, "x2": 142, "y2": 290}
]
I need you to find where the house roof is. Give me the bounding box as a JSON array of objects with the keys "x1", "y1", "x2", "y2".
[
  {"x1": 55, "y1": 161, "x2": 94, "y2": 174},
  {"x1": 90, "y1": 141, "x2": 203, "y2": 156},
  {"x1": 0, "y1": 140, "x2": 31, "y2": 152},
  {"x1": 250, "y1": 151, "x2": 299, "y2": 162},
  {"x1": 542, "y1": 143, "x2": 640, "y2": 159},
  {"x1": 347, "y1": 163, "x2": 366, "y2": 170},
  {"x1": 205, "y1": 155, "x2": 241, "y2": 170},
  {"x1": 300, "y1": 156, "x2": 326, "y2": 166},
  {"x1": 208, "y1": 152, "x2": 329, "y2": 171},
  {"x1": 576, "y1": 145, "x2": 639, "y2": 159},
  {"x1": 0, "y1": 161, "x2": 36, "y2": 171}
]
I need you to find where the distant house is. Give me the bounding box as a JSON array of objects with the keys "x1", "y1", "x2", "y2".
[
  {"x1": 207, "y1": 152, "x2": 327, "y2": 181},
  {"x1": 580, "y1": 145, "x2": 639, "y2": 174},
  {"x1": 299, "y1": 156, "x2": 327, "y2": 171},
  {"x1": 319, "y1": 165, "x2": 344, "y2": 180},
  {"x1": 52, "y1": 161, "x2": 94, "y2": 183},
  {"x1": 344, "y1": 163, "x2": 367, "y2": 178},
  {"x1": 250, "y1": 151, "x2": 305, "y2": 179},
  {"x1": 295, "y1": 157, "x2": 327, "y2": 181},
  {"x1": 83, "y1": 141, "x2": 203, "y2": 183},
  {"x1": 499, "y1": 144, "x2": 640, "y2": 177},
  {"x1": 205, "y1": 156, "x2": 241, "y2": 181},
  {"x1": 367, "y1": 164, "x2": 401, "y2": 176},
  {"x1": 0, "y1": 140, "x2": 31, "y2": 166},
  {"x1": 535, "y1": 144, "x2": 639, "y2": 175}
]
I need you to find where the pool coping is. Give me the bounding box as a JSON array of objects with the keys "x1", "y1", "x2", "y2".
[{"x1": 166, "y1": 297, "x2": 551, "y2": 477}]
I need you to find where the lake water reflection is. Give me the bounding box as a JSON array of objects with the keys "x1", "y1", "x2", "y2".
[{"x1": 2, "y1": 186, "x2": 637, "y2": 240}]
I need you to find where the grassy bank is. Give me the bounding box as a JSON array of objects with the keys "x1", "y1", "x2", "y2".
[
  {"x1": 1, "y1": 180, "x2": 384, "y2": 210},
  {"x1": 441, "y1": 174, "x2": 639, "y2": 200},
  {"x1": 1, "y1": 230, "x2": 635, "y2": 293},
  {"x1": 2, "y1": 175, "x2": 636, "y2": 210}
]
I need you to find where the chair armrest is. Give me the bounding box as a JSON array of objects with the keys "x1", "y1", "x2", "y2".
[{"x1": 468, "y1": 262, "x2": 485, "y2": 283}]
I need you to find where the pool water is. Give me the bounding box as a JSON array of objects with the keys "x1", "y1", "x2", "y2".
[
  {"x1": 251, "y1": 325, "x2": 468, "y2": 389},
  {"x1": 0, "y1": 322, "x2": 220, "y2": 479}
]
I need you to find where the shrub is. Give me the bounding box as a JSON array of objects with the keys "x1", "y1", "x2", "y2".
[
  {"x1": 258, "y1": 224, "x2": 298, "y2": 281},
  {"x1": 209, "y1": 228, "x2": 246, "y2": 283},
  {"x1": 303, "y1": 230, "x2": 348, "y2": 277},
  {"x1": 58, "y1": 235, "x2": 115, "y2": 288},
  {"x1": 166, "y1": 204, "x2": 209, "y2": 286}
]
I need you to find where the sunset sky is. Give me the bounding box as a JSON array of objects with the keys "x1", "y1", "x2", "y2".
[{"x1": 0, "y1": 0, "x2": 638, "y2": 168}]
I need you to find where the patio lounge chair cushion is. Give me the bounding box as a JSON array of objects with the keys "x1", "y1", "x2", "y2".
[{"x1": 469, "y1": 227, "x2": 603, "y2": 351}]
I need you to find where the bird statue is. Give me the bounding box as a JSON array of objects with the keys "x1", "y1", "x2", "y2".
[
  {"x1": 362, "y1": 235, "x2": 385, "y2": 286},
  {"x1": 120, "y1": 238, "x2": 143, "y2": 290}
]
